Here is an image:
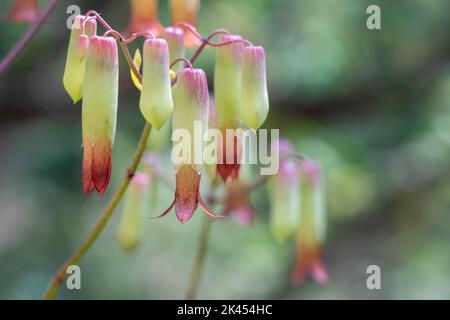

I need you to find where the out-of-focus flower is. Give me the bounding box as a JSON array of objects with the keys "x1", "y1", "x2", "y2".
[
  {"x1": 224, "y1": 181, "x2": 254, "y2": 226},
  {"x1": 118, "y1": 172, "x2": 151, "y2": 251},
  {"x1": 169, "y1": 0, "x2": 201, "y2": 47},
  {"x1": 291, "y1": 160, "x2": 328, "y2": 285},
  {"x1": 126, "y1": 0, "x2": 163, "y2": 36},
  {"x1": 156, "y1": 68, "x2": 219, "y2": 223},
  {"x1": 139, "y1": 38, "x2": 174, "y2": 129},
  {"x1": 269, "y1": 139, "x2": 300, "y2": 243},
  {"x1": 240, "y1": 46, "x2": 269, "y2": 130},
  {"x1": 81, "y1": 36, "x2": 119, "y2": 196},
  {"x1": 214, "y1": 35, "x2": 244, "y2": 181},
  {"x1": 63, "y1": 15, "x2": 97, "y2": 104},
  {"x1": 9, "y1": 0, "x2": 40, "y2": 23},
  {"x1": 163, "y1": 27, "x2": 186, "y2": 73}
]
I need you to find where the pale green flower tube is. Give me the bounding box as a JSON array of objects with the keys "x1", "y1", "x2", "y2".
[
  {"x1": 240, "y1": 46, "x2": 269, "y2": 130},
  {"x1": 63, "y1": 15, "x2": 97, "y2": 104},
  {"x1": 214, "y1": 34, "x2": 243, "y2": 129},
  {"x1": 118, "y1": 172, "x2": 151, "y2": 251},
  {"x1": 139, "y1": 38, "x2": 174, "y2": 129}
]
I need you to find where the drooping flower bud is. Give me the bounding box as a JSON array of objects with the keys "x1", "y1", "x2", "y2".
[
  {"x1": 169, "y1": 0, "x2": 201, "y2": 47},
  {"x1": 240, "y1": 46, "x2": 269, "y2": 130},
  {"x1": 214, "y1": 35, "x2": 244, "y2": 181},
  {"x1": 63, "y1": 15, "x2": 97, "y2": 104},
  {"x1": 163, "y1": 27, "x2": 185, "y2": 72},
  {"x1": 269, "y1": 140, "x2": 300, "y2": 243},
  {"x1": 171, "y1": 68, "x2": 209, "y2": 223},
  {"x1": 153, "y1": 70, "x2": 223, "y2": 223},
  {"x1": 126, "y1": 0, "x2": 163, "y2": 36},
  {"x1": 139, "y1": 39, "x2": 174, "y2": 129},
  {"x1": 118, "y1": 172, "x2": 151, "y2": 251},
  {"x1": 9, "y1": 0, "x2": 40, "y2": 23},
  {"x1": 81, "y1": 36, "x2": 119, "y2": 196},
  {"x1": 291, "y1": 160, "x2": 328, "y2": 285}
]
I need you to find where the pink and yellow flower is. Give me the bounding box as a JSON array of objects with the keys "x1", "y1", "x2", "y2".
[
  {"x1": 81, "y1": 36, "x2": 119, "y2": 196},
  {"x1": 157, "y1": 68, "x2": 219, "y2": 223}
]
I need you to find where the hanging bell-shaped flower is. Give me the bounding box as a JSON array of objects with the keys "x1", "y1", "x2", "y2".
[
  {"x1": 169, "y1": 0, "x2": 201, "y2": 47},
  {"x1": 269, "y1": 139, "x2": 300, "y2": 243},
  {"x1": 63, "y1": 15, "x2": 97, "y2": 104},
  {"x1": 126, "y1": 0, "x2": 163, "y2": 36},
  {"x1": 81, "y1": 36, "x2": 119, "y2": 197},
  {"x1": 172, "y1": 68, "x2": 208, "y2": 222},
  {"x1": 163, "y1": 27, "x2": 185, "y2": 73},
  {"x1": 240, "y1": 46, "x2": 269, "y2": 130},
  {"x1": 291, "y1": 160, "x2": 328, "y2": 285},
  {"x1": 154, "y1": 68, "x2": 222, "y2": 223},
  {"x1": 118, "y1": 172, "x2": 151, "y2": 251},
  {"x1": 214, "y1": 35, "x2": 244, "y2": 182},
  {"x1": 9, "y1": 0, "x2": 40, "y2": 23},
  {"x1": 139, "y1": 38, "x2": 174, "y2": 129}
]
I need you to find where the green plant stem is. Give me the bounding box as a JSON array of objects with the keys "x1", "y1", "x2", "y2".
[
  {"x1": 186, "y1": 216, "x2": 213, "y2": 300},
  {"x1": 43, "y1": 122, "x2": 152, "y2": 300}
]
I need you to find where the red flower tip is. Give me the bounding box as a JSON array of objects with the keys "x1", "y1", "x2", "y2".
[
  {"x1": 175, "y1": 165, "x2": 200, "y2": 223},
  {"x1": 82, "y1": 137, "x2": 112, "y2": 197},
  {"x1": 217, "y1": 163, "x2": 240, "y2": 182},
  {"x1": 217, "y1": 129, "x2": 242, "y2": 182},
  {"x1": 291, "y1": 245, "x2": 328, "y2": 285}
]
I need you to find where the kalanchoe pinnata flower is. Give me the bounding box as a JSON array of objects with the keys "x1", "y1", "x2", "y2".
[
  {"x1": 240, "y1": 46, "x2": 269, "y2": 130},
  {"x1": 81, "y1": 36, "x2": 119, "y2": 196},
  {"x1": 214, "y1": 35, "x2": 244, "y2": 181},
  {"x1": 139, "y1": 39, "x2": 174, "y2": 129},
  {"x1": 157, "y1": 68, "x2": 220, "y2": 223},
  {"x1": 9, "y1": 0, "x2": 40, "y2": 23},
  {"x1": 118, "y1": 172, "x2": 151, "y2": 251},
  {"x1": 269, "y1": 139, "x2": 301, "y2": 243},
  {"x1": 163, "y1": 27, "x2": 186, "y2": 73},
  {"x1": 291, "y1": 160, "x2": 328, "y2": 285},
  {"x1": 169, "y1": 0, "x2": 201, "y2": 47},
  {"x1": 126, "y1": 0, "x2": 163, "y2": 36},
  {"x1": 63, "y1": 15, "x2": 97, "y2": 104}
]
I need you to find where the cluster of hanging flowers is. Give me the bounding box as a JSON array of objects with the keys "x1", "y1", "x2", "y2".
[
  {"x1": 61, "y1": 0, "x2": 328, "y2": 287},
  {"x1": 61, "y1": 1, "x2": 268, "y2": 216}
]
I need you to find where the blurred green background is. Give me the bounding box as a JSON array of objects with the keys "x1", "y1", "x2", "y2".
[{"x1": 1, "y1": 0, "x2": 450, "y2": 299}]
